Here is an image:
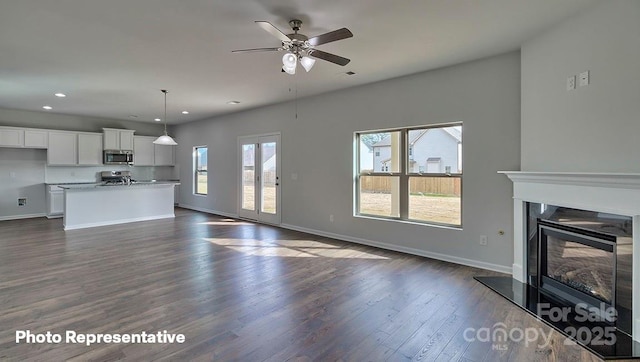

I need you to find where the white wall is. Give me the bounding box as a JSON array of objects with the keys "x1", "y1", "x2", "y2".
[
  {"x1": 521, "y1": 0, "x2": 640, "y2": 172},
  {"x1": 175, "y1": 51, "x2": 521, "y2": 272}
]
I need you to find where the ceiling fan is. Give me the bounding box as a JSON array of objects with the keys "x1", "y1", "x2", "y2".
[{"x1": 232, "y1": 19, "x2": 353, "y2": 74}]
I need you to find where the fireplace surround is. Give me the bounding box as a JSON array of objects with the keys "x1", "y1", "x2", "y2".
[{"x1": 478, "y1": 172, "x2": 640, "y2": 359}]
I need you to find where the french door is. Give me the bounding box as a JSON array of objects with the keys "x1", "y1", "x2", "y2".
[{"x1": 238, "y1": 133, "x2": 281, "y2": 224}]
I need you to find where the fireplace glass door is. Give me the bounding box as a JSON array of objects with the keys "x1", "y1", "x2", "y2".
[{"x1": 538, "y1": 221, "x2": 616, "y2": 317}]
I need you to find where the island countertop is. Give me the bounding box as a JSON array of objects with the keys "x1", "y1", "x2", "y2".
[{"x1": 58, "y1": 181, "x2": 180, "y2": 190}]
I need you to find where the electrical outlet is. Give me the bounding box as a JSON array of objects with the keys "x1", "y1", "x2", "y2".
[
  {"x1": 480, "y1": 235, "x2": 488, "y2": 246},
  {"x1": 579, "y1": 70, "x2": 590, "y2": 86},
  {"x1": 567, "y1": 75, "x2": 576, "y2": 90},
  {"x1": 329, "y1": 214, "x2": 334, "y2": 222},
  {"x1": 18, "y1": 198, "x2": 26, "y2": 206}
]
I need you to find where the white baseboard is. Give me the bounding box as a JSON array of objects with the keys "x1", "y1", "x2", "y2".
[
  {"x1": 0, "y1": 213, "x2": 46, "y2": 221},
  {"x1": 178, "y1": 204, "x2": 238, "y2": 219},
  {"x1": 280, "y1": 223, "x2": 512, "y2": 275},
  {"x1": 63, "y1": 214, "x2": 175, "y2": 231}
]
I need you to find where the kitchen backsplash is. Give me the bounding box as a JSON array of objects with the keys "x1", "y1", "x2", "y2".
[{"x1": 45, "y1": 164, "x2": 177, "y2": 183}]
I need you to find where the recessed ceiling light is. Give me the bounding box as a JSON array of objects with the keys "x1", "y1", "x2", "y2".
[
  {"x1": 54, "y1": 93, "x2": 66, "y2": 97},
  {"x1": 154, "y1": 118, "x2": 161, "y2": 122},
  {"x1": 227, "y1": 101, "x2": 240, "y2": 105},
  {"x1": 181, "y1": 111, "x2": 189, "y2": 115},
  {"x1": 42, "y1": 105, "x2": 53, "y2": 110}
]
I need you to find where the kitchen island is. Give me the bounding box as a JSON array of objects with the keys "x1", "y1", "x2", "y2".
[{"x1": 60, "y1": 182, "x2": 179, "y2": 230}]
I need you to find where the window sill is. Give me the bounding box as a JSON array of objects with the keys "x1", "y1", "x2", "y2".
[{"x1": 354, "y1": 214, "x2": 463, "y2": 230}]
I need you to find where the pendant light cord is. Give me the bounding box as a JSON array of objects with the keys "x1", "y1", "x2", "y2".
[{"x1": 162, "y1": 89, "x2": 168, "y2": 136}]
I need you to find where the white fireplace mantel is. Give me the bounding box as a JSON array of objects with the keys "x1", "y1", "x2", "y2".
[{"x1": 499, "y1": 171, "x2": 640, "y2": 342}]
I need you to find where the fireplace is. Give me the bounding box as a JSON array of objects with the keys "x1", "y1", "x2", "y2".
[
  {"x1": 539, "y1": 221, "x2": 616, "y2": 308},
  {"x1": 476, "y1": 171, "x2": 640, "y2": 359}
]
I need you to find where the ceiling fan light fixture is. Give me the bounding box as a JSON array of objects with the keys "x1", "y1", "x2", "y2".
[
  {"x1": 282, "y1": 52, "x2": 297, "y2": 69},
  {"x1": 153, "y1": 89, "x2": 178, "y2": 146},
  {"x1": 282, "y1": 64, "x2": 296, "y2": 75},
  {"x1": 300, "y1": 56, "x2": 316, "y2": 72}
]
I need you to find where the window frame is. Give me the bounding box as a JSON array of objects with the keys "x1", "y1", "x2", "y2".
[
  {"x1": 194, "y1": 146, "x2": 208, "y2": 196},
  {"x1": 355, "y1": 122, "x2": 462, "y2": 228}
]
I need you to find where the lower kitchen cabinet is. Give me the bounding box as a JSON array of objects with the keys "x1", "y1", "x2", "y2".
[{"x1": 46, "y1": 185, "x2": 64, "y2": 218}]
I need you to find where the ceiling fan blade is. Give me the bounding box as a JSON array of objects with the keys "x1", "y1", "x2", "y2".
[
  {"x1": 309, "y1": 49, "x2": 350, "y2": 66},
  {"x1": 232, "y1": 47, "x2": 282, "y2": 53},
  {"x1": 255, "y1": 21, "x2": 291, "y2": 43},
  {"x1": 307, "y1": 28, "x2": 353, "y2": 46}
]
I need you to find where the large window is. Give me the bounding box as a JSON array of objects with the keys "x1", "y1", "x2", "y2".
[
  {"x1": 356, "y1": 123, "x2": 462, "y2": 227},
  {"x1": 194, "y1": 146, "x2": 208, "y2": 195}
]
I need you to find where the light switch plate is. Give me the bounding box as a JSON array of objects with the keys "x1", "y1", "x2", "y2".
[
  {"x1": 567, "y1": 75, "x2": 576, "y2": 90},
  {"x1": 579, "y1": 70, "x2": 590, "y2": 86}
]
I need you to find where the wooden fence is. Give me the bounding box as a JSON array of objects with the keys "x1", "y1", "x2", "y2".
[
  {"x1": 243, "y1": 170, "x2": 277, "y2": 186},
  {"x1": 360, "y1": 176, "x2": 461, "y2": 196}
]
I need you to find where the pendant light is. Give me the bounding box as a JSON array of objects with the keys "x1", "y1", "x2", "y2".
[{"x1": 153, "y1": 89, "x2": 178, "y2": 146}]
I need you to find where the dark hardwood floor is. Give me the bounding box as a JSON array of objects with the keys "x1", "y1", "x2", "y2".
[{"x1": 0, "y1": 208, "x2": 605, "y2": 361}]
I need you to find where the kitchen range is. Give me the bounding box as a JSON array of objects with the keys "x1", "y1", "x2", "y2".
[
  {"x1": 48, "y1": 170, "x2": 179, "y2": 230},
  {"x1": 101, "y1": 170, "x2": 135, "y2": 185}
]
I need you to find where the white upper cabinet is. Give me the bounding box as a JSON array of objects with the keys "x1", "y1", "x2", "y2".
[
  {"x1": 154, "y1": 144, "x2": 175, "y2": 166},
  {"x1": 133, "y1": 136, "x2": 155, "y2": 166},
  {"x1": 134, "y1": 136, "x2": 175, "y2": 166},
  {"x1": 103, "y1": 128, "x2": 135, "y2": 150},
  {"x1": 77, "y1": 133, "x2": 103, "y2": 165},
  {"x1": 47, "y1": 132, "x2": 77, "y2": 165},
  {"x1": 120, "y1": 131, "x2": 134, "y2": 150},
  {"x1": 0, "y1": 127, "x2": 24, "y2": 147},
  {"x1": 24, "y1": 130, "x2": 48, "y2": 148}
]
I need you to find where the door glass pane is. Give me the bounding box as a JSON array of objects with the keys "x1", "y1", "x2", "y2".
[
  {"x1": 261, "y1": 142, "x2": 276, "y2": 214},
  {"x1": 358, "y1": 176, "x2": 400, "y2": 217},
  {"x1": 242, "y1": 144, "x2": 255, "y2": 211},
  {"x1": 408, "y1": 176, "x2": 461, "y2": 225}
]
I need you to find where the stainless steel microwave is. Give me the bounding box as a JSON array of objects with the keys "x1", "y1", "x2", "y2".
[{"x1": 104, "y1": 150, "x2": 134, "y2": 165}]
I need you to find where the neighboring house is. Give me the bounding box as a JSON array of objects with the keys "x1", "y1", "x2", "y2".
[
  {"x1": 372, "y1": 127, "x2": 462, "y2": 173},
  {"x1": 359, "y1": 139, "x2": 374, "y2": 172}
]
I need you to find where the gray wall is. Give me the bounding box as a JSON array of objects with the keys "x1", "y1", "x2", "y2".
[
  {"x1": 0, "y1": 148, "x2": 46, "y2": 219},
  {"x1": 521, "y1": 0, "x2": 640, "y2": 172},
  {"x1": 174, "y1": 51, "x2": 521, "y2": 272}
]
